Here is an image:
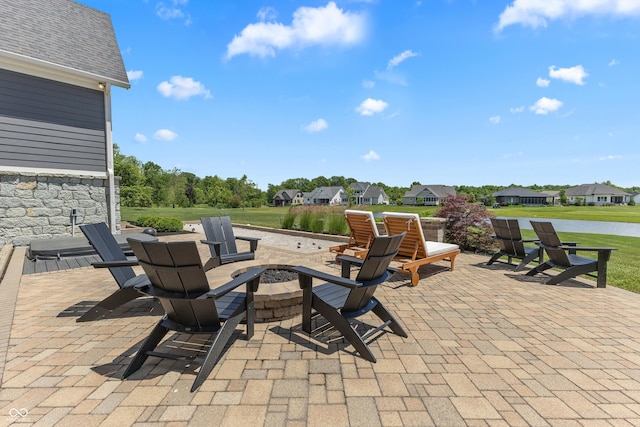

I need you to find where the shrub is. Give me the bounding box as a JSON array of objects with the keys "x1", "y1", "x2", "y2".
[
  {"x1": 435, "y1": 194, "x2": 496, "y2": 253},
  {"x1": 281, "y1": 209, "x2": 297, "y2": 229},
  {"x1": 299, "y1": 210, "x2": 313, "y2": 231},
  {"x1": 135, "y1": 216, "x2": 183, "y2": 232},
  {"x1": 326, "y1": 212, "x2": 348, "y2": 235},
  {"x1": 310, "y1": 212, "x2": 325, "y2": 233}
]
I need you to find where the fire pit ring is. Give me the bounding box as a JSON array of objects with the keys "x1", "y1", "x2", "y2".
[{"x1": 232, "y1": 264, "x2": 302, "y2": 323}]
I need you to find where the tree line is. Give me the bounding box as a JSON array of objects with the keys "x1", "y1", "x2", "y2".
[{"x1": 114, "y1": 146, "x2": 638, "y2": 208}]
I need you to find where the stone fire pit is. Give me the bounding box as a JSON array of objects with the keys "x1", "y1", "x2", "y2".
[{"x1": 232, "y1": 264, "x2": 302, "y2": 323}]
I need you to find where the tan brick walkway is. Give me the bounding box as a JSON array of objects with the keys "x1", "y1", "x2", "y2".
[{"x1": 1, "y1": 229, "x2": 640, "y2": 426}]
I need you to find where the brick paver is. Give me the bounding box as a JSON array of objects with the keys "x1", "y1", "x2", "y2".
[{"x1": 1, "y1": 227, "x2": 640, "y2": 426}]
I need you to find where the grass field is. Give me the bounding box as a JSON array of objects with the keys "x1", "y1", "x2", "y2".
[{"x1": 121, "y1": 204, "x2": 640, "y2": 292}]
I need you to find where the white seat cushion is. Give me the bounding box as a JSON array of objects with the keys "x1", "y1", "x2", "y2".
[{"x1": 425, "y1": 241, "x2": 459, "y2": 257}]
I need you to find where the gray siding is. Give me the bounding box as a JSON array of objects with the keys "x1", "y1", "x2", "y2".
[{"x1": 0, "y1": 68, "x2": 106, "y2": 172}]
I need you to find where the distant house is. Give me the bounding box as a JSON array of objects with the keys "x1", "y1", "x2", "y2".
[
  {"x1": 304, "y1": 186, "x2": 346, "y2": 205},
  {"x1": 493, "y1": 187, "x2": 548, "y2": 206},
  {"x1": 349, "y1": 182, "x2": 389, "y2": 205},
  {"x1": 539, "y1": 190, "x2": 561, "y2": 205},
  {"x1": 565, "y1": 184, "x2": 630, "y2": 206},
  {"x1": 402, "y1": 185, "x2": 455, "y2": 206},
  {"x1": 0, "y1": 0, "x2": 129, "y2": 245},
  {"x1": 632, "y1": 193, "x2": 640, "y2": 204},
  {"x1": 272, "y1": 189, "x2": 303, "y2": 207}
]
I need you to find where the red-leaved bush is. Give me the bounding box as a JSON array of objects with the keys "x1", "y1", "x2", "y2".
[{"x1": 435, "y1": 194, "x2": 496, "y2": 253}]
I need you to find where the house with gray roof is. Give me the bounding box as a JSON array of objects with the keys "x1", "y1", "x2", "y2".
[
  {"x1": 303, "y1": 186, "x2": 346, "y2": 205},
  {"x1": 493, "y1": 187, "x2": 548, "y2": 206},
  {"x1": 272, "y1": 189, "x2": 303, "y2": 207},
  {"x1": 402, "y1": 185, "x2": 455, "y2": 206},
  {"x1": 565, "y1": 184, "x2": 630, "y2": 206},
  {"x1": 0, "y1": 0, "x2": 129, "y2": 244},
  {"x1": 349, "y1": 182, "x2": 389, "y2": 205}
]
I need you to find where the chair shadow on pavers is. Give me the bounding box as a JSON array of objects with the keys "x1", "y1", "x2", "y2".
[
  {"x1": 118, "y1": 238, "x2": 265, "y2": 392},
  {"x1": 291, "y1": 233, "x2": 408, "y2": 363},
  {"x1": 74, "y1": 222, "x2": 157, "y2": 322},
  {"x1": 200, "y1": 216, "x2": 260, "y2": 271}
]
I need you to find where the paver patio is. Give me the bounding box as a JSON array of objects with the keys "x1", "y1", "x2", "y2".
[{"x1": 1, "y1": 227, "x2": 640, "y2": 426}]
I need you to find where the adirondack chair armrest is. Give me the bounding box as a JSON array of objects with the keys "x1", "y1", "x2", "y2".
[
  {"x1": 235, "y1": 236, "x2": 260, "y2": 252},
  {"x1": 293, "y1": 265, "x2": 361, "y2": 289},
  {"x1": 92, "y1": 259, "x2": 139, "y2": 268},
  {"x1": 200, "y1": 240, "x2": 222, "y2": 256},
  {"x1": 560, "y1": 245, "x2": 616, "y2": 252},
  {"x1": 205, "y1": 267, "x2": 265, "y2": 298}
]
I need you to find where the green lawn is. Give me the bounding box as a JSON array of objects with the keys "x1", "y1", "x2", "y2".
[{"x1": 121, "y1": 204, "x2": 640, "y2": 293}]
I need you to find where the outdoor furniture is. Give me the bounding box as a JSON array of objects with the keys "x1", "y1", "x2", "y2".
[
  {"x1": 526, "y1": 221, "x2": 616, "y2": 287},
  {"x1": 293, "y1": 233, "x2": 408, "y2": 362},
  {"x1": 200, "y1": 216, "x2": 260, "y2": 270},
  {"x1": 329, "y1": 209, "x2": 380, "y2": 260},
  {"x1": 382, "y1": 212, "x2": 460, "y2": 286},
  {"x1": 487, "y1": 218, "x2": 543, "y2": 271},
  {"x1": 123, "y1": 238, "x2": 265, "y2": 392},
  {"x1": 77, "y1": 222, "x2": 156, "y2": 322}
]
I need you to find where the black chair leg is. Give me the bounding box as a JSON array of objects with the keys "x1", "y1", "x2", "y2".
[
  {"x1": 372, "y1": 300, "x2": 408, "y2": 338},
  {"x1": 526, "y1": 261, "x2": 553, "y2": 277},
  {"x1": 123, "y1": 321, "x2": 169, "y2": 379},
  {"x1": 192, "y1": 312, "x2": 244, "y2": 392},
  {"x1": 77, "y1": 286, "x2": 140, "y2": 322}
]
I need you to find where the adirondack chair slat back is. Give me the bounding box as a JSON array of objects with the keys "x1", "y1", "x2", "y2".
[
  {"x1": 81, "y1": 223, "x2": 136, "y2": 288},
  {"x1": 345, "y1": 210, "x2": 379, "y2": 248},
  {"x1": 128, "y1": 239, "x2": 221, "y2": 328},
  {"x1": 382, "y1": 214, "x2": 427, "y2": 260},
  {"x1": 343, "y1": 233, "x2": 405, "y2": 312},
  {"x1": 201, "y1": 216, "x2": 238, "y2": 256},
  {"x1": 490, "y1": 218, "x2": 527, "y2": 257},
  {"x1": 530, "y1": 221, "x2": 571, "y2": 267}
]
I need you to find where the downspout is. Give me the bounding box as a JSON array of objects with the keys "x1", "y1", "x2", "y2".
[{"x1": 103, "y1": 83, "x2": 117, "y2": 232}]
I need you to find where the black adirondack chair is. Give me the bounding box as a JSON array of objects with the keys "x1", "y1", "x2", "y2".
[
  {"x1": 487, "y1": 218, "x2": 543, "y2": 271},
  {"x1": 123, "y1": 238, "x2": 265, "y2": 392},
  {"x1": 78, "y1": 222, "x2": 156, "y2": 322},
  {"x1": 526, "y1": 221, "x2": 616, "y2": 288},
  {"x1": 200, "y1": 216, "x2": 260, "y2": 270},
  {"x1": 292, "y1": 233, "x2": 408, "y2": 363}
]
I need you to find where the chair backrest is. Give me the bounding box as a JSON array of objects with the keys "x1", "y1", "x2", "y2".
[
  {"x1": 80, "y1": 222, "x2": 136, "y2": 288},
  {"x1": 344, "y1": 209, "x2": 379, "y2": 248},
  {"x1": 530, "y1": 221, "x2": 571, "y2": 267},
  {"x1": 490, "y1": 218, "x2": 527, "y2": 257},
  {"x1": 128, "y1": 239, "x2": 222, "y2": 327},
  {"x1": 201, "y1": 216, "x2": 238, "y2": 256},
  {"x1": 342, "y1": 233, "x2": 405, "y2": 313},
  {"x1": 382, "y1": 212, "x2": 428, "y2": 260}
]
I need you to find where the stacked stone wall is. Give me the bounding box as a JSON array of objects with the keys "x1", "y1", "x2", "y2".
[{"x1": 0, "y1": 172, "x2": 120, "y2": 246}]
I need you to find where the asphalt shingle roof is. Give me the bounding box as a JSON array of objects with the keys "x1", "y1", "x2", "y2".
[{"x1": 0, "y1": 0, "x2": 129, "y2": 87}]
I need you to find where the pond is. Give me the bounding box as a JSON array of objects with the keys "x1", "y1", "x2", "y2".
[{"x1": 498, "y1": 217, "x2": 640, "y2": 238}]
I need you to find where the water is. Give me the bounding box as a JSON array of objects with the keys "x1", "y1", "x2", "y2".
[{"x1": 498, "y1": 217, "x2": 640, "y2": 238}]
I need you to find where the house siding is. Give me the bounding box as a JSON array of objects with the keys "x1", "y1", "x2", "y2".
[{"x1": 0, "y1": 68, "x2": 106, "y2": 173}]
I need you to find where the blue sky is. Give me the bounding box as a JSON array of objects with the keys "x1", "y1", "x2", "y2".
[{"x1": 84, "y1": 0, "x2": 639, "y2": 190}]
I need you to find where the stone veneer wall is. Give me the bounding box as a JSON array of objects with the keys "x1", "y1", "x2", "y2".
[{"x1": 0, "y1": 172, "x2": 120, "y2": 246}]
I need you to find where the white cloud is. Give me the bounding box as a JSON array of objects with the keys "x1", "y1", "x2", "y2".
[
  {"x1": 362, "y1": 150, "x2": 380, "y2": 161},
  {"x1": 226, "y1": 2, "x2": 366, "y2": 58},
  {"x1": 134, "y1": 133, "x2": 148, "y2": 143},
  {"x1": 609, "y1": 59, "x2": 620, "y2": 66},
  {"x1": 362, "y1": 79, "x2": 375, "y2": 88},
  {"x1": 257, "y1": 6, "x2": 277, "y2": 22},
  {"x1": 510, "y1": 105, "x2": 525, "y2": 113},
  {"x1": 157, "y1": 76, "x2": 212, "y2": 100},
  {"x1": 549, "y1": 65, "x2": 588, "y2": 85},
  {"x1": 156, "y1": 1, "x2": 191, "y2": 25},
  {"x1": 495, "y1": 0, "x2": 640, "y2": 32},
  {"x1": 536, "y1": 77, "x2": 550, "y2": 87},
  {"x1": 529, "y1": 97, "x2": 563, "y2": 115},
  {"x1": 356, "y1": 98, "x2": 388, "y2": 116},
  {"x1": 154, "y1": 129, "x2": 178, "y2": 141},
  {"x1": 489, "y1": 115, "x2": 501, "y2": 124},
  {"x1": 387, "y1": 50, "x2": 419, "y2": 70},
  {"x1": 303, "y1": 118, "x2": 328, "y2": 133},
  {"x1": 127, "y1": 70, "x2": 144, "y2": 82},
  {"x1": 600, "y1": 154, "x2": 622, "y2": 160}
]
